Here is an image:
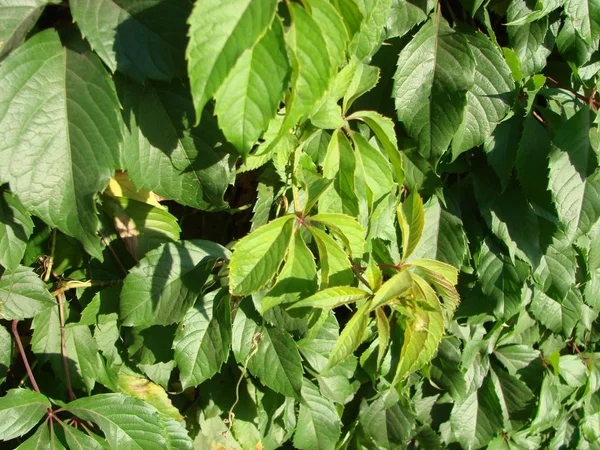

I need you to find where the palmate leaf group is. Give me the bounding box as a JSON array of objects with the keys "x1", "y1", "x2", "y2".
[{"x1": 0, "y1": 0, "x2": 599, "y2": 449}]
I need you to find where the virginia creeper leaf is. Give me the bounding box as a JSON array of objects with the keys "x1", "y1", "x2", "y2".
[
  {"x1": 326, "y1": 300, "x2": 371, "y2": 370},
  {"x1": 369, "y1": 270, "x2": 413, "y2": 311},
  {"x1": 0, "y1": 389, "x2": 50, "y2": 441},
  {"x1": 289, "y1": 286, "x2": 370, "y2": 310},
  {"x1": 308, "y1": 226, "x2": 354, "y2": 288},
  {"x1": 0, "y1": 29, "x2": 122, "y2": 259},
  {"x1": 0, "y1": 191, "x2": 34, "y2": 271},
  {"x1": 310, "y1": 213, "x2": 366, "y2": 259},
  {"x1": 397, "y1": 190, "x2": 425, "y2": 261},
  {"x1": 0, "y1": 265, "x2": 54, "y2": 320}
]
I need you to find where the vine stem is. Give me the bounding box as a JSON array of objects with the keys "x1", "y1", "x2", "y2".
[
  {"x1": 51, "y1": 279, "x2": 122, "y2": 297},
  {"x1": 57, "y1": 293, "x2": 76, "y2": 401},
  {"x1": 11, "y1": 320, "x2": 40, "y2": 393},
  {"x1": 43, "y1": 228, "x2": 57, "y2": 282}
]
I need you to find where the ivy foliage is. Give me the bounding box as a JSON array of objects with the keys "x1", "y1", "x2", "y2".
[{"x1": 0, "y1": 0, "x2": 599, "y2": 448}]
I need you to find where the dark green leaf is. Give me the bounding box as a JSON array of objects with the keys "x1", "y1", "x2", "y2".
[{"x1": 0, "y1": 190, "x2": 34, "y2": 270}]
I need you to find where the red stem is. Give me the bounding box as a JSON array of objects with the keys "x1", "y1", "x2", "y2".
[{"x1": 11, "y1": 320, "x2": 40, "y2": 393}]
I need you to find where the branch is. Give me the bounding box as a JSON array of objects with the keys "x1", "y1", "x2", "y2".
[
  {"x1": 51, "y1": 279, "x2": 122, "y2": 297},
  {"x1": 11, "y1": 320, "x2": 40, "y2": 393}
]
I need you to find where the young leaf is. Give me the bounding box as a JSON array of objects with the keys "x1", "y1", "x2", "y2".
[
  {"x1": 293, "y1": 379, "x2": 341, "y2": 450},
  {"x1": 392, "y1": 275, "x2": 444, "y2": 383},
  {"x1": 214, "y1": 18, "x2": 289, "y2": 155},
  {"x1": 310, "y1": 213, "x2": 366, "y2": 259},
  {"x1": 187, "y1": 0, "x2": 278, "y2": 118},
  {"x1": 309, "y1": 226, "x2": 354, "y2": 288},
  {"x1": 0, "y1": 29, "x2": 122, "y2": 259},
  {"x1": 326, "y1": 300, "x2": 371, "y2": 370},
  {"x1": 66, "y1": 393, "x2": 192, "y2": 449},
  {"x1": 393, "y1": 15, "x2": 475, "y2": 165},
  {"x1": 117, "y1": 374, "x2": 183, "y2": 421},
  {"x1": 375, "y1": 307, "x2": 390, "y2": 369},
  {"x1": 347, "y1": 0, "x2": 393, "y2": 60},
  {"x1": 120, "y1": 240, "x2": 229, "y2": 327},
  {"x1": 289, "y1": 286, "x2": 370, "y2": 310},
  {"x1": 248, "y1": 326, "x2": 304, "y2": 399},
  {"x1": 369, "y1": 270, "x2": 413, "y2": 311},
  {"x1": 70, "y1": 0, "x2": 191, "y2": 81},
  {"x1": 397, "y1": 190, "x2": 425, "y2": 261},
  {"x1": 0, "y1": 190, "x2": 34, "y2": 271},
  {"x1": 116, "y1": 77, "x2": 235, "y2": 212},
  {"x1": 173, "y1": 289, "x2": 232, "y2": 390},
  {"x1": 0, "y1": 389, "x2": 50, "y2": 441},
  {"x1": 0, "y1": 265, "x2": 54, "y2": 320},
  {"x1": 229, "y1": 216, "x2": 295, "y2": 296}
]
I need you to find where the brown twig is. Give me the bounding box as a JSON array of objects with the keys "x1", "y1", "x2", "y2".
[
  {"x1": 11, "y1": 320, "x2": 40, "y2": 393},
  {"x1": 57, "y1": 294, "x2": 76, "y2": 401},
  {"x1": 546, "y1": 76, "x2": 599, "y2": 110}
]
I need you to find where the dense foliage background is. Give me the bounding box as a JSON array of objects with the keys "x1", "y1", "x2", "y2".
[{"x1": 0, "y1": 0, "x2": 599, "y2": 448}]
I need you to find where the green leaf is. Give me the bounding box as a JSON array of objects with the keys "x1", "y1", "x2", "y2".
[
  {"x1": 349, "y1": 110, "x2": 404, "y2": 184},
  {"x1": 15, "y1": 422, "x2": 56, "y2": 450},
  {"x1": 477, "y1": 239, "x2": 529, "y2": 319},
  {"x1": 491, "y1": 366, "x2": 535, "y2": 426},
  {"x1": 493, "y1": 344, "x2": 540, "y2": 376},
  {"x1": 116, "y1": 77, "x2": 235, "y2": 211},
  {"x1": 393, "y1": 274, "x2": 444, "y2": 383},
  {"x1": 375, "y1": 307, "x2": 390, "y2": 369},
  {"x1": 309, "y1": 226, "x2": 354, "y2": 288},
  {"x1": 397, "y1": 190, "x2": 424, "y2": 261},
  {"x1": 484, "y1": 115, "x2": 522, "y2": 190},
  {"x1": 0, "y1": 0, "x2": 57, "y2": 60},
  {"x1": 351, "y1": 131, "x2": 394, "y2": 204},
  {"x1": 0, "y1": 324, "x2": 11, "y2": 384},
  {"x1": 387, "y1": 0, "x2": 434, "y2": 39},
  {"x1": 359, "y1": 391, "x2": 416, "y2": 448},
  {"x1": 0, "y1": 265, "x2": 54, "y2": 320},
  {"x1": 101, "y1": 196, "x2": 180, "y2": 261},
  {"x1": 261, "y1": 233, "x2": 318, "y2": 312},
  {"x1": 120, "y1": 240, "x2": 229, "y2": 327},
  {"x1": 58, "y1": 422, "x2": 104, "y2": 450},
  {"x1": 289, "y1": 286, "x2": 370, "y2": 310},
  {"x1": 565, "y1": 0, "x2": 600, "y2": 44},
  {"x1": 0, "y1": 190, "x2": 34, "y2": 271},
  {"x1": 343, "y1": 62, "x2": 380, "y2": 113},
  {"x1": 407, "y1": 195, "x2": 467, "y2": 269},
  {"x1": 187, "y1": 0, "x2": 278, "y2": 118},
  {"x1": 248, "y1": 326, "x2": 304, "y2": 399},
  {"x1": 70, "y1": 0, "x2": 191, "y2": 81},
  {"x1": 348, "y1": 0, "x2": 393, "y2": 60},
  {"x1": 214, "y1": 18, "x2": 289, "y2": 155},
  {"x1": 305, "y1": 0, "x2": 349, "y2": 71},
  {"x1": 0, "y1": 389, "x2": 50, "y2": 441},
  {"x1": 531, "y1": 374, "x2": 560, "y2": 430},
  {"x1": 310, "y1": 213, "x2": 366, "y2": 259},
  {"x1": 173, "y1": 289, "x2": 231, "y2": 390},
  {"x1": 117, "y1": 374, "x2": 183, "y2": 421},
  {"x1": 393, "y1": 15, "x2": 475, "y2": 165},
  {"x1": 450, "y1": 376, "x2": 504, "y2": 449},
  {"x1": 66, "y1": 393, "x2": 192, "y2": 450},
  {"x1": 452, "y1": 31, "x2": 515, "y2": 158},
  {"x1": 293, "y1": 379, "x2": 341, "y2": 450},
  {"x1": 229, "y1": 216, "x2": 295, "y2": 296},
  {"x1": 326, "y1": 300, "x2": 371, "y2": 370},
  {"x1": 549, "y1": 108, "x2": 600, "y2": 242},
  {"x1": 369, "y1": 270, "x2": 413, "y2": 311},
  {"x1": 0, "y1": 29, "x2": 122, "y2": 259}
]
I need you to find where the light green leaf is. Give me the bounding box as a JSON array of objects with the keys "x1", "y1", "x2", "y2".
[
  {"x1": 261, "y1": 233, "x2": 318, "y2": 312},
  {"x1": 293, "y1": 379, "x2": 341, "y2": 450},
  {"x1": 66, "y1": 393, "x2": 191, "y2": 450},
  {"x1": 369, "y1": 270, "x2": 413, "y2": 311},
  {"x1": 174, "y1": 289, "x2": 231, "y2": 390},
  {"x1": 70, "y1": 0, "x2": 191, "y2": 81},
  {"x1": 232, "y1": 299, "x2": 261, "y2": 364},
  {"x1": 116, "y1": 77, "x2": 235, "y2": 211},
  {"x1": 0, "y1": 324, "x2": 11, "y2": 384},
  {"x1": 309, "y1": 226, "x2": 354, "y2": 288},
  {"x1": 530, "y1": 288, "x2": 581, "y2": 337},
  {"x1": 319, "y1": 130, "x2": 360, "y2": 218},
  {"x1": 102, "y1": 196, "x2": 180, "y2": 261},
  {"x1": 326, "y1": 300, "x2": 371, "y2": 370},
  {"x1": 248, "y1": 326, "x2": 303, "y2": 399},
  {"x1": 349, "y1": 110, "x2": 404, "y2": 184},
  {"x1": 0, "y1": 30, "x2": 122, "y2": 259},
  {"x1": 477, "y1": 239, "x2": 529, "y2": 319},
  {"x1": 565, "y1": 0, "x2": 600, "y2": 44},
  {"x1": 397, "y1": 190, "x2": 424, "y2": 261},
  {"x1": 214, "y1": 18, "x2": 289, "y2": 155},
  {"x1": 0, "y1": 0, "x2": 57, "y2": 60},
  {"x1": 0, "y1": 265, "x2": 54, "y2": 320},
  {"x1": 452, "y1": 31, "x2": 515, "y2": 158},
  {"x1": 393, "y1": 15, "x2": 475, "y2": 165},
  {"x1": 229, "y1": 216, "x2": 295, "y2": 296},
  {"x1": 393, "y1": 274, "x2": 444, "y2": 383},
  {"x1": 343, "y1": 62, "x2": 380, "y2": 113},
  {"x1": 289, "y1": 286, "x2": 370, "y2": 310},
  {"x1": 407, "y1": 195, "x2": 467, "y2": 269},
  {"x1": 305, "y1": 0, "x2": 348, "y2": 71},
  {"x1": 348, "y1": 0, "x2": 393, "y2": 60},
  {"x1": 375, "y1": 307, "x2": 390, "y2": 369},
  {"x1": 549, "y1": 109, "x2": 600, "y2": 242},
  {"x1": 351, "y1": 131, "x2": 394, "y2": 204},
  {"x1": 310, "y1": 213, "x2": 366, "y2": 259},
  {"x1": 450, "y1": 376, "x2": 504, "y2": 449},
  {"x1": 0, "y1": 189, "x2": 33, "y2": 271},
  {"x1": 117, "y1": 374, "x2": 182, "y2": 421},
  {"x1": 0, "y1": 389, "x2": 50, "y2": 441},
  {"x1": 387, "y1": 0, "x2": 434, "y2": 39},
  {"x1": 120, "y1": 240, "x2": 229, "y2": 327},
  {"x1": 187, "y1": 0, "x2": 277, "y2": 118}
]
